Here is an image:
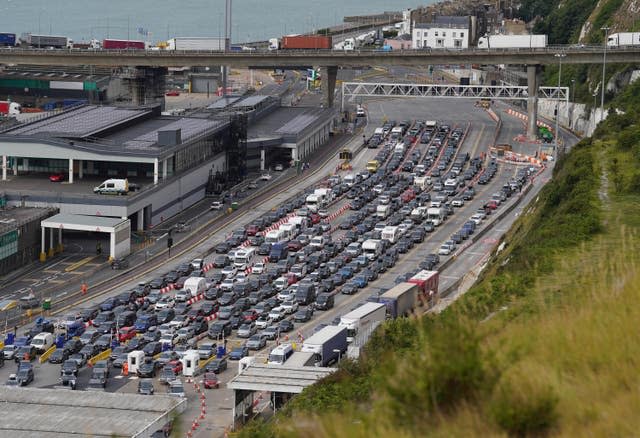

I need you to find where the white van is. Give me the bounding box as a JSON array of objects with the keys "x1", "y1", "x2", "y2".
[
  {"x1": 234, "y1": 248, "x2": 256, "y2": 270},
  {"x1": 93, "y1": 178, "x2": 129, "y2": 195},
  {"x1": 182, "y1": 277, "x2": 207, "y2": 298},
  {"x1": 376, "y1": 204, "x2": 390, "y2": 219},
  {"x1": 30, "y1": 332, "x2": 54, "y2": 354},
  {"x1": 344, "y1": 174, "x2": 356, "y2": 187},
  {"x1": 362, "y1": 239, "x2": 383, "y2": 260},
  {"x1": 381, "y1": 226, "x2": 400, "y2": 243},
  {"x1": 268, "y1": 344, "x2": 294, "y2": 365},
  {"x1": 279, "y1": 223, "x2": 297, "y2": 241},
  {"x1": 265, "y1": 229, "x2": 286, "y2": 244}
]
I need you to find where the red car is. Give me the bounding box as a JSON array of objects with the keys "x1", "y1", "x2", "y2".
[
  {"x1": 286, "y1": 273, "x2": 298, "y2": 286},
  {"x1": 203, "y1": 372, "x2": 220, "y2": 389},
  {"x1": 245, "y1": 225, "x2": 259, "y2": 236},
  {"x1": 49, "y1": 172, "x2": 65, "y2": 182},
  {"x1": 118, "y1": 326, "x2": 137, "y2": 342},
  {"x1": 242, "y1": 310, "x2": 259, "y2": 322},
  {"x1": 166, "y1": 360, "x2": 183, "y2": 374},
  {"x1": 165, "y1": 90, "x2": 180, "y2": 96},
  {"x1": 287, "y1": 241, "x2": 303, "y2": 251},
  {"x1": 485, "y1": 200, "x2": 498, "y2": 210},
  {"x1": 309, "y1": 213, "x2": 321, "y2": 224}
]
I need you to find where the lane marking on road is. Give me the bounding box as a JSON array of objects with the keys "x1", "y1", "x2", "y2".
[
  {"x1": 43, "y1": 270, "x2": 61, "y2": 274},
  {"x1": 465, "y1": 251, "x2": 487, "y2": 256}
]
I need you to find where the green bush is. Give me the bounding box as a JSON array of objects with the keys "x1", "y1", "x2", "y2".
[{"x1": 490, "y1": 363, "x2": 559, "y2": 437}]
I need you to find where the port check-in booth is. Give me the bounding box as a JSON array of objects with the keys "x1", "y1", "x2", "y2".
[
  {"x1": 227, "y1": 363, "x2": 335, "y2": 429},
  {"x1": 40, "y1": 213, "x2": 130, "y2": 262}
]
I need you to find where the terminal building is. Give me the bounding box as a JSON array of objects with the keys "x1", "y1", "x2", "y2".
[
  {"x1": 0, "y1": 89, "x2": 335, "y2": 261},
  {"x1": 0, "y1": 104, "x2": 240, "y2": 260}
]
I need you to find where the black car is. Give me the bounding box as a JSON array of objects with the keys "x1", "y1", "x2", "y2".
[
  {"x1": 137, "y1": 358, "x2": 160, "y2": 378},
  {"x1": 278, "y1": 319, "x2": 294, "y2": 333},
  {"x1": 79, "y1": 343, "x2": 101, "y2": 360},
  {"x1": 341, "y1": 282, "x2": 358, "y2": 295},
  {"x1": 157, "y1": 308, "x2": 175, "y2": 325},
  {"x1": 205, "y1": 358, "x2": 228, "y2": 374},
  {"x1": 204, "y1": 287, "x2": 221, "y2": 301},
  {"x1": 48, "y1": 348, "x2": 70, "y2": 364},
  {"x1": 64, "y1": 338, "x2": 83, "y2": 354},
  {"x1": 15, "y1": 345, "x2": 36, "y2": 363},
  {"x1": 294, "y1": 307, "x2": 313, "y2": 323},
  {"x1": 143, "y1": 342, "x2": 162, "y2": 357}
]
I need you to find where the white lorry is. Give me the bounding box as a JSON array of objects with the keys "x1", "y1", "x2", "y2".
[
  {"x1": 477, "y1": 34, "x2": 547, "y2": 49},
  {"x1": 166, "y1": 37, "x2": 225, "y2": 51},
  {"x1": 607, "y1": 32, "x2": 640, "y2": 47},
  {"x1": 301, "y1": 325, "x2": 348, "y2": 367},
  {"x1": 339, "y1": 302, "x2": 386, "y2": 343},
  {"x1": 427, "y1": 207, "x2": 445, "y2": 226},
  {"x1": 362, "y1": 239, "x2": 383, "y2": 260},
  {"x1": 305, "y1": 188, "x2": 332, "y2": 213}
]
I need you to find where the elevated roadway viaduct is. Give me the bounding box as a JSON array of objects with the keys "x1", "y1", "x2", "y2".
[{"x1": 1, "y1": 45, "x2": 635, "y2": 137}]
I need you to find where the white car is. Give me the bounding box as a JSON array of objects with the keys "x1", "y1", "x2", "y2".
[
  {"x1": 268, "y1": 307, "x2": 285, "y2": 321},
  {"x1": 470, "y1": 214, "x2": 484, "y2": 225},
  {"x1": 281, "y1": 300, "x2": 299, "y2": 314},
  {"x1": 168, "y1": 315, "x2": 189, "y2": 329},
  {"x1": 211, "y1": 201, "x2": 223, "y2": 210},
  {"x1": 438, "y1": 244, "x2": 453, "y2": 256},
  {"x1": 155, "y1": 295, "x2": 175, "y2": 310},
  {"x1": 451, "y1": 199, "x2": 464, "y2": 207},
  {"x1": 160, "y1": 332, "x2": 177, "y2": 346},
  {"x1": 274, "y1": 164, "x2": 284, "y2": 171},
  {"x1": 255, "y1": 315, "x2": 272, "y2": 329},
  {"x1": 252, "y1": 262, "x2": 265, "y2": 274},
  {"x1": 174, "y1": 289, "x2": 192, "y2": 302},
  {"x1": 317, "y1": 209, "x2": 329, "y2": 218},
  {"x1": 260, "y1": 173, "x2": 272, "y2": 181},
  {"x1": 220, "y1": 278, "x2": 235, "y2": 291},
  {"x1": 221, "y1": 265, "x2": 237, "y2": 277},
  {"x1": 235, "y1": 272, "x2": 247, "y2": 283}
]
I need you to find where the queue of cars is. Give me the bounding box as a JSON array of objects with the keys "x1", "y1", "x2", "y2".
[{"x1": 4, "y1": 118, "x2": 534, "y2": 395}]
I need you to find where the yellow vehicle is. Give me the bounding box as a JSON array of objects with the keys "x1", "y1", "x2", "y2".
[
  {"x1": 338, "y1": 148, "x2": 353, "y2": 170},
  {"x1": 366, "y1": 160, "x2": 380, "y2": 173}
]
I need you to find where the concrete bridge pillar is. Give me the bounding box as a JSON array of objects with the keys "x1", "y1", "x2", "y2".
[
  {"x1": 121, "y1": 67, "x2": 168, "y2": 110},
  {"x1": 322, "y1": 66, "x2": 338, "y2": 108},
  {"x1": 527, "y1": 65, "x2": 540, "y2": 141}
]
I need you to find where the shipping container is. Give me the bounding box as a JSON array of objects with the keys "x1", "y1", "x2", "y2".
[
  {"x1": 102, "y1": 39, "x2": 146, "y2": 50},
  {"x1": 282, "y1": 35, "x2": 332, "y2": 50}
]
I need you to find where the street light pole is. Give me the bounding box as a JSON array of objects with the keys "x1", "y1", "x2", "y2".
[
  {"x1": 601, "y1": 26, "x2": 610, "y2": 121},
  {"x1": 555, "y1": 52, "x2": 566, "y2": 152}
]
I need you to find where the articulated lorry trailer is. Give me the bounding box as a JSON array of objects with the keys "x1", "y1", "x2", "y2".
[
  {"x1": 301, "y1": 325, "x2": 348, "y2": 367},
  {"x1": 339, "y1": 302, "x2": 386, "y2": 343},
  {"x1": 477, "y1": 34, "x2": 547, "y2": 49},
  {"x1": 378, "y1": 282, "x2": 419, "y2": 318}
]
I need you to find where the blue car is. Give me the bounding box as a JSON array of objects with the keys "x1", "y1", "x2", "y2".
[
  {"x1": 229, "y1": 345, "x2": 249, "y2": 360},
  {"x1": 134, "y1": 314, "x2": 158, "y2": 333},
  {"x1": 352, "y1": 275, "x2": 368, "y2": 288},
  {"x1": 338, "y1": 266, "x2": 354, "y2": 280}
]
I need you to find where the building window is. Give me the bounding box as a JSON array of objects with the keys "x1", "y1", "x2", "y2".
[
  {"x1": 434, "y1": 31, "x2": 438, "y2": 37},
  {"x1": 443, "y1": 32, "x2": 446, "y2": 37},
  {"x1": 453, "y1": 32, "x2": 457, "y2": 38},
  {"x1": 460, "y1": 32, "x2": 464, "y2": 38},
  {"x1": 454, "y1": 39, "x2": 462, "y2": 48},
  {"x1": 416, "y1": 31, "x2": 421, "y2": 38}
]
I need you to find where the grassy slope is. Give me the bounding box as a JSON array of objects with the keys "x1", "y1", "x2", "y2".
[{"x1": 239, "y1": 103, "x2": 640, "y2": 438}]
